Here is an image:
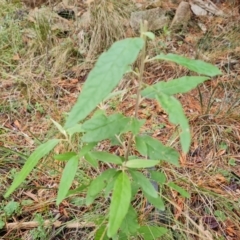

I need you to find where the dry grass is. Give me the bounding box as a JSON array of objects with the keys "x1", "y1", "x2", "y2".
[{"x1": 87, "y1": 0, "x2": 135, "y2": 58}]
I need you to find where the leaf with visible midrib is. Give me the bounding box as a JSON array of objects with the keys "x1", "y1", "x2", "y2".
[
  {"x1": 4, "y1": 139, "x2": 59, "y2": 198},
  {"x1": 141, "y1": 76, "x2": 209, "y2": 98},
  {"x1": 125, "y1": 159, "x2": 159, "y2": 169},
  {"x1": 153, "y1": 53, "x2": 221, "y2": 77},
  {"x1": 64, "y1": 38, "x2": 144, "y2": 129},
  {"x1": 107, "y1": 172, "x2": 131, "y2": 238},
  {"x1": 156, "y1": 94, "x2": 190, "y2": 153},
  {"x1": 130, "y1": 170, "x2": 158, "y2": 198},
  {"x1": 135, "y1": 135, "x2": 179, "y2": 166},
  {"x1": 57, "y1": 155, "x2": 79, "y2": 205}
]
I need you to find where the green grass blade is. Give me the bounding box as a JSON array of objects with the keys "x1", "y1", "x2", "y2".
[
  {"x1": 4, "y1": 139, "x2": 59, "y2": 198},
  {"x1": 168, "y1": 182, "x2": 190, "y2": 198}
]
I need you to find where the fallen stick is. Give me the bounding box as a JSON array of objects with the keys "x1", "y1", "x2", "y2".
[{"x1": 6, "y1": 220, "x2": 95, "y2": 230}]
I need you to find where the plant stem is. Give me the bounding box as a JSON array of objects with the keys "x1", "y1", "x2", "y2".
[{"x1": 124, "y1": 21, "x2": 148, "y2": 161}]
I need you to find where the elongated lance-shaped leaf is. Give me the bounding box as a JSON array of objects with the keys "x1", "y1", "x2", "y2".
[
  {"x1": 152, "y1": 53, "x2": 221, "y2": 77},
  {"x1": 125, "y1": 159, "x2": 160, "y2": 169},
  {"x1": 64, "y1": 38, "x2": 144, "y2": 129},
  {"x1": 90, "y1": 151, "x2": 122, "y2": 164},
  {"x1": 108, "y1": 172, "x2": 131, "y2": 238},
  {"x1": 156, "y1": 93, "x2": 190, "y2": 153},
  {"x1": 141, "y1": 76, "x2": 209, "y2": 98},
  {"x1": 54, "y1": 152, "x2": 77, "y2": 161},
  {"x1": 150, "y1": 171, "x2": 166, "y2": 185},
  {"x1": 143, "y1": 191, "x2": 165, "y2": 211},
  {"x1": 130, "y1": 170, "x2": 158, "y2": 198},
  {"x1": 4, "y1": 139, "x2": 59, "y2": 198},
  {"x1": 57, "y1": 155, "x2": 79, "y2": 205}
]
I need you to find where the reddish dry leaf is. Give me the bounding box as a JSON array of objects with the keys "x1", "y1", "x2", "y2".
[
  {"x1": 226, "y1": 226, "x2": 237, "y2": 237},
  {"x1": 23, "y1": 191, "x2": 39, "y2": 203},
  {"x1": 179, "y1": 153, "x2": 187, "y2": 166},
  {"x1": 13, "y1": 120, "x2": 22, "y2": 130},
  {"x1": 217, "y1": 149, "x2": 226, "y2": 156},
  {"x1": 224, "y1": 219, "x2": 237, "y2": 237},
  {"x1": 174, "y1": 197, "x2": 185, "y2": 220}
]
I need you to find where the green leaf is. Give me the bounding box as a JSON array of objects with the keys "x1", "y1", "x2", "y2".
[
  {"x1": 125, "y1": 159, "x2": 159, "y2": 169},
  {"x1": 79, "y1": 143, "x2": 97, "y2": 157},
  {"x1": 90, "y1": 151, "x2": 122, "y2": 164},
  {"x1": 150, "y1": 171, "x2": 166, "y2": 185},
  {"x1": 84, "y1": 152, "x2": 98, "y2": 168},
  {"x1": 67, "y1": 184, "x2": 88, "y2": 196},
  {"x1": 137, "y1": 226, "x2": 168, "y2": 240},
  {"x1": 66, "y1": 124, "x2": 84, "y2": 136},
  {"x1": 120, "y1": 205, "x2": 140, "y2": 235},
  {"x1": 156, "y1": 93, "x2": 190, "y2": 153},
  {"x1": 95, "y1": 226, "x2": 109, "y2": 240},
  {"x1": 4, "y1": 139, "x2": 59, "y2": 198},
  {"x1": 141, "y1": 76, "x2": 209, "y2": 98},
  {"x1": 104, "y1": 172, "x2": 120, "y2": 198},
  {"x1": 86, "y1": 169, "x2": 117, "y2": 205},
  {"x1": 168, "y1": 182, "x2": 190, "y2": 198},
  {"x1": 64, "y1": 38, "x2": 144, "y2": 129},
  {"x1": 153, "y1": 53, "x2": 222, "y2": 77},
  {"x1": 135, "y1": 135, "x2": 179, "y2": 166},
  {"x1": 79, "y1": 143, "x2": 98, "y2": 168},
  {"x1": 214, "y1": 210, "x2": 227, "y2": 221},
  {"x1": 143, "y1": 31, "x2": 155, "y2": 40},
  {"x1": 130, "y1": 170, "x2": 158, "y2": 198},
  {"x1": 54, "y1": 152, "x2": 77, "y2": 161},
  {"x1": 125, "y1": 118, "x2": 145, "y2": 135},
  {"x1": 54, "y1": 143, "x2": 96, "y2": 162},
  {"x1": 108, "y1": 172, "x2": 131, "y2": 238},
  {"x1": 143, "y1": 191, "x2": 165, "y2": 211},
  {"x1": 131, "y1": 182, "x2": 139, "y2": 199},
  {"x1": 82, "y1": 113, "x2": 130, "y2": 142},
  {"x1": 4, "y1": 201, "x2": 20, "y2": 216},
  {"x1": 0, "y1": 219, "x2": 4, "y2": 230},
  {"x1": 57, "y1": 155, "x2": 79, "y2": 205},
  {"x1": 70, "y1": 197, "x2": 85, "y2": 206}
]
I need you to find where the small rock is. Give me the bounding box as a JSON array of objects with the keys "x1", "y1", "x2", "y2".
[
  {"x1": 170, "y1": 1, "x2": 191, "y2": 30},
  {"x1": 130, "y1": 8, "x2": 169, "y2": 31}
]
